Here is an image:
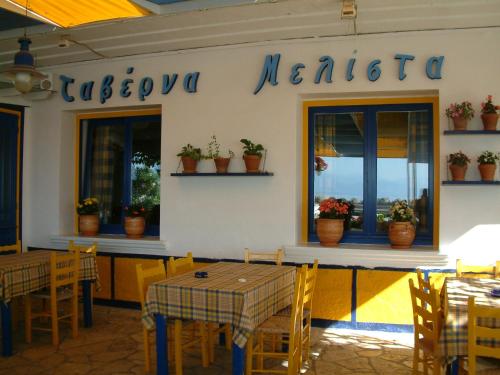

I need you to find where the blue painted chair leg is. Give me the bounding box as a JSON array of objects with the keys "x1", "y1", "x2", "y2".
[
  {"x1": 232, "y1": 342, "x2": 245, "y2": 375},
  {"x1": 82, "y1": 280, "x2": 92, "y2": 328},
  {"x1": 219, "y1": 325, "x2": 226, "y2": 346},
  {"x1": 156, "y1": 315, "x2": 168, "y2": 375},
  {"x1": 1, "y1": 301, "x2": 13, "y2": 357},
  {"x1": 451, "y1": 358, "x2": 459, "y2": 375}
]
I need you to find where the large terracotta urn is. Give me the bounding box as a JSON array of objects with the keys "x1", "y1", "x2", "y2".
[
  {"x1": 243, "y1": 155, "x2": 261, "y2": 173},
  {"x1": 452, "y1": 117, "x2": 468, "y2": 131},
  {"x1": 481, "y1": 113, "x2": 498, "y2": 131},
  {"x1": 449, "y1": 164, "x2": 467, "y2": 181},
  {"x1": 316, "y1": 219, "x2": 344, "y2": 247},
  {"x1": 181, "y1": 157, "x2": 198, "y2": 173},
  {"x1": 388, "y1": 222, "x2": 415, "y2": 249},
  {"x1": 478, "y1": 164, "x2": 497, "y2": 181},
  {"x1": 79, "y1": 215, "x2": 99, "y2": 236},
  {"x1": 214, "y1": 157, "x2": 230, "y2": 173},
  {"x1": 124, "y1": 216, "x2": 146, "y2": 239}
]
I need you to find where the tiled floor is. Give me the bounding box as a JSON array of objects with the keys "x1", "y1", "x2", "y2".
[{"x1": 1, "y1": 305, "x2": 416, "y2": 374}]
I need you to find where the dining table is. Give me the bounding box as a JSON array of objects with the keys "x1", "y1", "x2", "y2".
[
  {"x1": 0, "y1": 249, "x2": 100, "y2": 356},
  {"x1": 142, "y1": 261, "x2": 296, "y2": 375},
  {"x1": 439, "y1": 277, "x2": 500, "y2": 373}
]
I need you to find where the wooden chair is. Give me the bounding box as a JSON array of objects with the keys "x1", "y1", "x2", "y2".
[
  {"x1": 456, "y1": 259, "x2": 499, "y2": 279},
  {"x1": 25, "y1": 250, "x2": 80, "y2": 346},
  {"x1": 246, "y1": 265, "x2": 307, "y2": 375},
  {"x1": 244, "y1": 248, "x2": 284, "y2": 266},
  {"x1": 416, "y1": 268, "x2": 434, "y2": 292},
  {"x1": 409, "y1": 278, "x2": 443, "y2": 375},
  {"x1": 0, "y1": 240, "x2": 21, "y2": 254},
  {"x1": 467, "y1": 296, "x2": 500, "y2": 374}
]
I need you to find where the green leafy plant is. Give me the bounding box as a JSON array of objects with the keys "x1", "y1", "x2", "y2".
[
  {"x1": 445, "y1": 101, "x2": 475, "y2": 120},
  {"x1": 481, "y1": 95, "x2": 499, "y2": 114},
  {"x1": 447, "y1": 151, "x2": 471, "y2": 166},
  {"x1": 389, "y1": 200, "x2": 415, "y2": 222},
  {"x1": 77, "y1": 198, "x2": 99, "y2": 215},
  {"x1": 176, "y1": 144, "x2": 202, "y2": 160},
  {"x1": 124, "y1": 203, "x2": 147, "y2": 217},
  {"x1": 206, "y1": 135, "x2": 234, "y2": 159},
  {"x1": 240, "y1": 138, "x2": 264, "y2": 157},
  {"x1": 477, "y1": 151, "x2": 499, "y2": 165}
]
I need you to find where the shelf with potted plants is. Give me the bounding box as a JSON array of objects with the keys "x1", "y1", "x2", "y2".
[
  {"x1": 171, "y1": 138, "x2": 273, "y2": 176},
  {"x1": 442, "y1": 151, "x2": 500, "y2": 185},
  {"x1": 444, "y1": 96, "x2": 500, "y2": 135}
]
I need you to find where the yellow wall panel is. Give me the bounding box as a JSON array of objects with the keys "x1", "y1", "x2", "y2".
[
  {"x1": 94, "y1": 255, "x2": 111, "y2": 299},
  {"x1": 114, "y1": 258, "x2": 165, "y2": 302},
  {"x1": 428, "y1": 272, "x2": 453, "y2": 294},
  {"x1": 357, "y1": 270, "x2": 417, "y2": 324},
  {"x1": 312, "y1": 269, "x2": 352, "y2": 321}
]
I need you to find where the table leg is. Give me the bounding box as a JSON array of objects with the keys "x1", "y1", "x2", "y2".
[
  {"x1": 82, "y1": 280, "x2": 92, "y2": 328},
  {"x1": 1, "y1": 301, "x2": 13, "y2": 356},
  {"x1": 232, "y1": 342, "x2": 245, "y2": 375},
  {"x1": 156, "y1": 315, "x2": 168, "y2": 375}
]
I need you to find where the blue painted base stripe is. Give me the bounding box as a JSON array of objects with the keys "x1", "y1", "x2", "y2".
[{"x1": 312, "y1": 318, "x2": 414, "y2": 333}]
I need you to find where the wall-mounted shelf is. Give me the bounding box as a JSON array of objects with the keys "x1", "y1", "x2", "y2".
[
  {"x1": 442, "y1": 180, "x2": 500, "y2": 185},
  {"x1": 170, "y1": 172, "x2": 274, "y2": 177},
  {"x1": 443, "y1": 130, "x2": 500, "y2": 135}
]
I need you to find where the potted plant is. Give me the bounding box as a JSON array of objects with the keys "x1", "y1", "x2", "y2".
[
  {"x1": 445, "y1": 101, "x2": 474, "y2": 130},
  {"x1": 206, "y1": 135, "x2": 235, "y2": 173},
  {"x1": 480, "y1": 95, "x2": 499, "y2": 131},
  {"x1": 388, "y1": 200, "x2": 415, "y2": 249},
  {"x1": 77, "y1": 197, "x2": 99, "y2": 236},
  {"x1": 314, "y1": 156, "x2": 328, "y2": 175},
  {"x1": 123, "y1": 203, "x2": 147, "y2": 238},
  {"x1": 177, "y1": 144, "x2": 202, "y2": 173},
  {"x1": 240, "y1": 138, "x2": 264, "y2": 173},
  {"x1": 447, "y1": 151, "x2": 471, "y2": 181},
  {"x1": 477, "y1": 151, "x2": 499, "y2": 181},
  {"x1": 316, "y1": 197, "x2": 352, "y2": 247}
]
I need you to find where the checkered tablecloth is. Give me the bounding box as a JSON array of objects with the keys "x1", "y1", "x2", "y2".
[
  {"x1": 0, "y1": 250, "x2": 100, "y2": 303},
  {"x1": 142, "y1": 262, "x2": 296, "y2": 348},
  {"x1": 439, "y1": 277, "x2": 500, "y2": 359}
]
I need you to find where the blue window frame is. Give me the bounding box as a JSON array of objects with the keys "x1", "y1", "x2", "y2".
[
  {"x1": 308, "y1": 103, "x2": 434, "y2": 245},
  {"x1": 80, "y1": 114, "x2": 161, "y2": 236}
]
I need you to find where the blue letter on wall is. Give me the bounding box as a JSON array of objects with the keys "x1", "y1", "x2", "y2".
[
  {"x1": 254, "y1": 54, "x2": 281, "y2": 94},
  {"x1": 367, "y1": 59, "x2": 381, "y2": 81},
  {"x1": 60, "y1": 75, "x2": 75, "y2": 102},
  {"x1": 289, "y1": 63, "x2": 305, "y2": 85},
  {"x1": 394, "y1": 54, "x2": 415, "y2": 80},
  {"x1": 426, "y1": 56, "x2": 444, "y2": 80},
  {"x1": 314, "y1": 56, "x2": 334, "y2": 84}
]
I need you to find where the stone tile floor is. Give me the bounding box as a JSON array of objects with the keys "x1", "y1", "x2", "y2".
[{"x1": 0, "y1": 305, "x2": 416, "y2": 374}]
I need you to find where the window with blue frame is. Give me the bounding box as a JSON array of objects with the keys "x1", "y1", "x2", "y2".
[
  {"x1": 80, "y1": 114, "x2": 161, "y2": 236},
  {"x1": 308, "y1": 103, "x2": 434, "y2": 245}
]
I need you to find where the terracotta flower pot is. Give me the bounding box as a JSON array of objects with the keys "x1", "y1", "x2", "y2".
[
  {"x1": 452, "y1": 117, "x2": 468, "y2": 131},
  {"x1": 388, "y1": 221, "x2": 415, "y2": 249},
  {"x1": 481, "y1": 113, "x2": 498, "y2": 131},
  {"x1": 316, "y1": 218, "x2": 344, "y2": 247},
  {"x1": 124, "y1": 216, "x2": 146, "y2": 239},
  {"x1": 243, "y1": 155, "x2": 261, "y2": 173},
  {"x1": 478, "y1": 164, "x2": 496, "y2": 181},
  {"x1": 79, "y1": 214, "x2": 99, "y2": 236},
  {"x1": 449, "y1": 164, "x2": 467, "y2": 181},
  {"x1": 214, "y1": 157, "x2": 230, "y2": 173},
  {"x1": 181, "y1": 157, "x2": 198, "y2": 173}
]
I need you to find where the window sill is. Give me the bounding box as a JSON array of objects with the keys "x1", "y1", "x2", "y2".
[
  {"x1": 284, "y1": 243, "x2": 450, "y2": 270},
  {"x1": 50, "y1": 234, "x2": 167, "y2": 255}
]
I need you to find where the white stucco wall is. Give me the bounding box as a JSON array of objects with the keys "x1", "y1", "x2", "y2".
[{"x1": 9, "y1": 27, "x2": 499, "y2": 261}]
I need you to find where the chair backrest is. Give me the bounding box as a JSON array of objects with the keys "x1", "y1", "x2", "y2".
[
  {"x1": 408, "y1": 278, "x2": 442, "y2": 354},
  {"x1": 468, "y1": 296, "x2": 500, "y2": 374},
  {"x1": 168, "y1": 252, "x2": 194, "y2": 276},
  {"x1": 244, "y1": 248, "x2": 284, "y2": 266},
  {"x1": 287, "y1": 264, "x2": 307, "y2": 375},
  {"x1": 456, "y1": 259, "x2": 497, "y2": 279},
  {"x1": 136, "y1": 260, "x2": 166, "y2": 311},
  {"x1": 68, "y1": 240, "x2": 97, "y2": 255},
  {"x1": 50, "y1": 250, "x2": 80, "y2": 290},
  {"x1": 0, "y1": 240, "x2": 21, "y2": 254},
  {"x1": 416, "y1": 268, "x2": 433, "y2": 292},
  {"x1": 303, "y1": 259, "x2": 319, "y2": 311}
]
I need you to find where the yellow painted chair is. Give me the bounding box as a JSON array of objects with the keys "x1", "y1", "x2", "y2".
[
  {"x1": 68, "y1": 240, "x2": 97, "y2": 319},
  {"x1": 416, "y1": 268, "x2": 435, "y2": 292},
  {"x1": 244, "y1": 248, "x2": 284, "y2": 265},
  {"x1": 24, "y1": 250, "x2": 80, "y2": 346},
  {"x1": 0, "y1": 240, "x2": 21, "y2": 254},
  {"x1": 245, "y1": 265, "x2": 307, "y2": 375},
  {"x1": 409, "y1": 278, "x2": 443, "y2": 375},
  {"x1": 467, "y1": 296, "x2": 500, "y2": 374},
  {"x1": 456, "y1": 259, "x2": 499, "y2": 279}
]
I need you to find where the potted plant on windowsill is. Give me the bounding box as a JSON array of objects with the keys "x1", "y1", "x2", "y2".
[
  {"x1": 480, "y1": 95, "x2": 499, "y2": 131},
  {"x1": 477, "y1": 151, "x2": 499, "y2": 181},
  {"x1": 206, "y1": 135, "x2": 234, "y2": 173},
  {"x1": 77, "y1": 198, "x2": 99, "y2": 236},
  {"x1": 240, "y1": 138, "x2": 264, "y2": 173},
  {"x1": 177, "y1": 144, "x2": 203, "y2": 173},
  {"x1": 447, "y1": 151, "x2": 470, "y2": 181},
  {"x1": 123, "y1": 204, "x2": 147, "y2": 239},
  {"x1": 388, "y1": 200, "x2": 415, "y2": 249},
  {"x1": 316, "y1": 197, "x2": 353, "y2": 247},
  {"x1": 446, "y1": 101, "x2": 474, "y2": 130}
]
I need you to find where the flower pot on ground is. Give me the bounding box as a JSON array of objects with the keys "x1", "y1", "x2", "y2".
[
  {"x1": 447, "y1": 151, "x2": 470, "y2": 181},
  {"x1": 316, "y1": 197, "x2": 353, "y2": 247},
  {"x1": 177, "y1": 144, "x2": 202, "y2": 173},
  {"x1": 480, "y1": 95, "x2": 499, "y2": 131},
  {"x1": 446, "y1": 101, "x2": 474, "y2": 131},
  {"x1": 240, "y1": 138, "x2": 264, "y2": 173},
  {"x1": 123, "y1": 204, "x2": 147, "y2": 238},
  {"x1": 388, "y1": 200, "x2": 416, "y2": 249},
  {"x1": 477, "y1": 151, "x2": 499, "y2": 181},
  {"x1": 77, "y1": 198, "x2": 100, "y2": 236},
  {"x1": 206, "y1": 135, "x2": 234, "y2": 173}
]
